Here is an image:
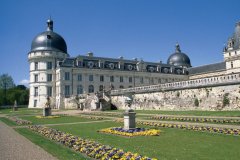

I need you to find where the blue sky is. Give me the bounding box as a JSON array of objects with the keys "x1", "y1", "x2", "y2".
[{"x1": 1, "y1": 0, "x2": 240, "y2": 86}]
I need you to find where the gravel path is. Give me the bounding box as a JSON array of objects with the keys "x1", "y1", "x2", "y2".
[{"x1": 0, "y1": 121, "x2": 58, "y2": 160}]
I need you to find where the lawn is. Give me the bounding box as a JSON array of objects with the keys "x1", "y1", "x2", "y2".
[
  {"x1": 0, "y1": 107, "x2": 42, "y2": 115},
  {"x1": 52, "y1": 121, "x2": 240, "y2": 160},
  {"x1": 20, "y1": 115, "x2": 105, "y2": 125},
  {"x1": 15, "y1": 128, "x2": 90, "y2": 160},
  {"x1": 109, "y1": 110, "x2": 240, "y2": 117}
]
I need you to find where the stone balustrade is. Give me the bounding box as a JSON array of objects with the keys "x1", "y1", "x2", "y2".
[{"x1": 111, "y1": 73, "x2": 240, "y2": 95}]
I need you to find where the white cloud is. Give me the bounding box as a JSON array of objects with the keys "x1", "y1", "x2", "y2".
[{"x1": 19, "y1": 79, "x2": 29, "y2": 87}]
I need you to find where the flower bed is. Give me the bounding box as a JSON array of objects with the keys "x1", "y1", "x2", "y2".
[
  {"x1": 80, "y1": 112, "x2": 122, "y2": 117},
  {"x1": 28, "y1": 125, "x2": 157, "y2": 160},
  {"x1": 115, "y1": 119, "x2": 240, "y2": 136},
  {"x1": 35, "y1": 115, "x2": 60, "y2": 119},
  {"x1": 138, "y1": 121, "x2": 240, "y2": 136},
  {"x1": 7, "y1": 116, "x2": 32, "y2": 125},
  {"x1": 79, "y1": 115, "x2": 104, "y2": 120},
  {"x1": 99, "y1": 127, "x2": 160, "y2": 137},
  {"x1": 149, "y1": 116, "x2": 240, "y2": 125}
]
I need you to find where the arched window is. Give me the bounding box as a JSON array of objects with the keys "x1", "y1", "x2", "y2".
[
  {"x1": 77, "y1": 85, "x2": 83, "y2": 94},
  {"x1": 88, "y1": 85, "x2": 94, "y2": 93},
  {"x1": 119, "y1": 85, "x2": 124, "y2": 89}
]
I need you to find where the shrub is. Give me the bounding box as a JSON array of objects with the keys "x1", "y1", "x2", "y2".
[
  {"x1": 223, "y1": 93, "x2": 230, "y2": 107},
  {"x1": 194, "y1": 98, "x2": 199, "y2": 107}
]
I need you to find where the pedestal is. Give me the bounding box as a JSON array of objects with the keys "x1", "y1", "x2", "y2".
[
  {"x1": 13, "y1": 107, "x2": 18, "y2": 111},
  {"x1": 124, "y1": 109, "x2": 136, "y2": 130},
  {"x1": 43, "y1": 108, "x2": 52, "y2": 116}
]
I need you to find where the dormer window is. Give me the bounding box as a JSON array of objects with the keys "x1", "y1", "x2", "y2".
[{"x1": 47, "y1": 35, "x2": 51, "y2": 39}]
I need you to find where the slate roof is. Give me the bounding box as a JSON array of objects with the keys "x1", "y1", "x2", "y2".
[{"x1": 187, "y1": 62, "x2": 226, "y2": 75}]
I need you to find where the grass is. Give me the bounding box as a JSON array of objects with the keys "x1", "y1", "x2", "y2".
[
  {"x1": 15, "y1": 128, "x2": 90, "y2": 160},
  {"x1": 52, "y1": 121, "x2": 240, "y2": 160},
  {"x1": 0, "y1": 117, "x2": 17, "y2": 126},
  {"x1": 20, "y1": 115, "x2": 104, "y2": 125},
  {"x1": 109, "y1": 110, "x2": 240, "y2": 117},
  {"x1": 0, "y1": 107, "x2": 42, "y2": 115}
]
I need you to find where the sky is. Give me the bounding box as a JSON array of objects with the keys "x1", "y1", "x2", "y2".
[{"x1": 1, "y1": 0, "x2": 240, "y2": 86}]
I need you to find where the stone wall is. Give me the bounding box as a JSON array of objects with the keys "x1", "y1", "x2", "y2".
[{"x1": 111, "y1": 84, "x2": 240, "y2": 111}]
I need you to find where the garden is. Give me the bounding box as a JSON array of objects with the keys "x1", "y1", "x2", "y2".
[{"x1": 0, "y1": 108, "x2": 240, "y2": 160}]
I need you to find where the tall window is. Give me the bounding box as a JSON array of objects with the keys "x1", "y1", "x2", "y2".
[
  {"x1": 110, "y1": 76, "x2": 114, "y2": 82},
  {"x1": 140, "y1": 77, "x2": 144, "y2": 84},
  {"x1": 47, "y1": 62, "x2": 52, "y2": 69},
  {"x1": 34, "y1": 87, "x2": 38, "y2": 97},
  {"x1": 47, "y1": 74, "x2": 52, "y2": 82},
  {"x1": 34, "y1": 62, "x2": 38, "y2": 70},
  {"x1": 231, "y1": 62, "x2": 234, "y2": 68},
  {"x1": 77, "y1": 85, "x2": 83, "y2": 94},
  {"x1": 100, "y1": 75, "x2": 104, "y2": 82},
  {"x1": 89, "y1": 75, "x2": 93, "y2": 81},
  {"x1": 129, "y1": 77, "x2": 133, "y2": 83},
  {"x1": 65, "y1": 85, "x2": 70, "y2": 97},
  {"x1": 65, "y1": 72, "x2": 70, "y2": 80},
  {"x1": 77, "y1": 74, "x2": 82, "y2": 81},
  {"x1": 34, "y1": 74, "x2": 38, "y2": 82},
  {"x1": 34, "y1": 100, "x2": 37, "y2": 107},
  {"x1": 120, "y1": 76, "x2": 123, "y2": 83},
  {"x1": 88, "y1": 85, "x2": 94, "y2": 93},
  {"x1": 47, "y1": 86, "x2": 52, "y2": 97}
]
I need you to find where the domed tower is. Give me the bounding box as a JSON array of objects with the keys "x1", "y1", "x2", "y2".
[
  {"x1": 223, "y1": 22, "x2": 240, "y2": 74},
  {"x1": 167, "y1": 43, "x2": 191, "y2": 68},
  {"x1": 28, "y1": 19, "x2": 68, "y2": 108}
]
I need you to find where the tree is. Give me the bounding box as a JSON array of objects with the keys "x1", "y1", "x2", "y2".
[{"x1": 0, "y1": 74, "x2": 15, "y2": 89}]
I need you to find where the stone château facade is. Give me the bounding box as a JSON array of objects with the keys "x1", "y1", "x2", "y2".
[{"x1": 28, "y1": 19, "x2": 240, "y2": 110}]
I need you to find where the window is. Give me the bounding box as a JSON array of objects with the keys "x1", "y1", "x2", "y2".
[
  {"x1": 65, "y1": 85, "x2": 70, "y2": 97},
  {"x1": 47, "y1": 62, "x2": 52, "y2": 69},
  {"x1": 88, "y1": 85, "x2": 94, "y2": 93},
  {"x1": 99, "y1": 85, "x2": 104, "y2": 91},
  {"x1": 34, "y1": 62, "x2": 38, "y2": 70},
  {"x1": 231, "y1": 62, "x2": 234, "y2": 68},
  {"x1": 65, "y1": 72, "x2": 70, "y2": 80},
  {"x1": 34, "y1": 100, "x2": 37, "y2": 107},
  {"x1": 129, "y1": 77, "x2": 133, "y2": 83},
  {"x1": 100, "y1": 75, "x2": 104, "y2": 82},
  {"x1": 89, "y1": 75, "x2": 93, "y2": 81},
  {"x1": 47, "y1": 86, "x2": 52, "y2": 97},
  {"x1": 47, "y1": 74, "x2": 52, "y2": 82},
  {"x1": 34, "y1": 87, "x2": 38, "y2": 97},
  {"x1": 77, "y1": 85, "x2": 83, "y2": 94},
  {"x1": 140, "y1": 77, "x2": 144, "y2": 84},
  {"x1": 119, "y1": 85, "x2": 124, "y2": 89},
  {"x1": 110, "y1": 76, "x2": 114, "y2": 82},
  {"x1": 77, "y1": 74, "x2": 82, "y2": 81},
  {"x1": 34, "y1": 74, "x2": 38, "y2": 82},
  {"x1": 120, "y1": 76, "x2": 123, "y2": 83}
]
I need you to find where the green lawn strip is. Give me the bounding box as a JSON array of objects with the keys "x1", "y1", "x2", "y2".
[
  {"x1": 52, "y1": 121, "x2": 240, "y2": 160},
  {"x1": 108, "y1": 110, "x2": 240, "y2": 117},
  {"x1": 139, "y1": 117, "x2": 240, "y2": 125},
  {"x1": 15, "y1": 128, "x2": 89, "y2": 160},
  {"x1": 19, "y1": 115, "x2": 103, "y2": 125},
  {"x1": 0, "y1": 117, "x2": 17, "y2": 126},
  {"x1": 0, "y1": 107, "x2": 42, "y2": 116}
]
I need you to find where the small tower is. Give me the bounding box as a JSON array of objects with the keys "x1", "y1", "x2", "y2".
[
  {"x1": 28, "y1": 19, "x2": 68, "y2": 108},
  {"x1": 223, "y1": 22, "x2": 240, "y2": 74}
]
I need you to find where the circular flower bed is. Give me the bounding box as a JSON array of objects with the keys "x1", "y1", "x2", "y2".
[
  {"x1": 35, "y1": 115, "x2": 60, "y2": 119},
  {"x1": 28, "y1": 125, "x2": 157, "y2": 160},
  {"x1": 99, "y1": 127, "x2": 160, "y2": 137},
  {"x1": 150, "y1": 116, "x2": 240, "y2": 125}
]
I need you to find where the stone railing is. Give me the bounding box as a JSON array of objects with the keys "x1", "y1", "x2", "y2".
[{"x1": 111, "y1": 73, "x2": 240, "y2": 95}]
